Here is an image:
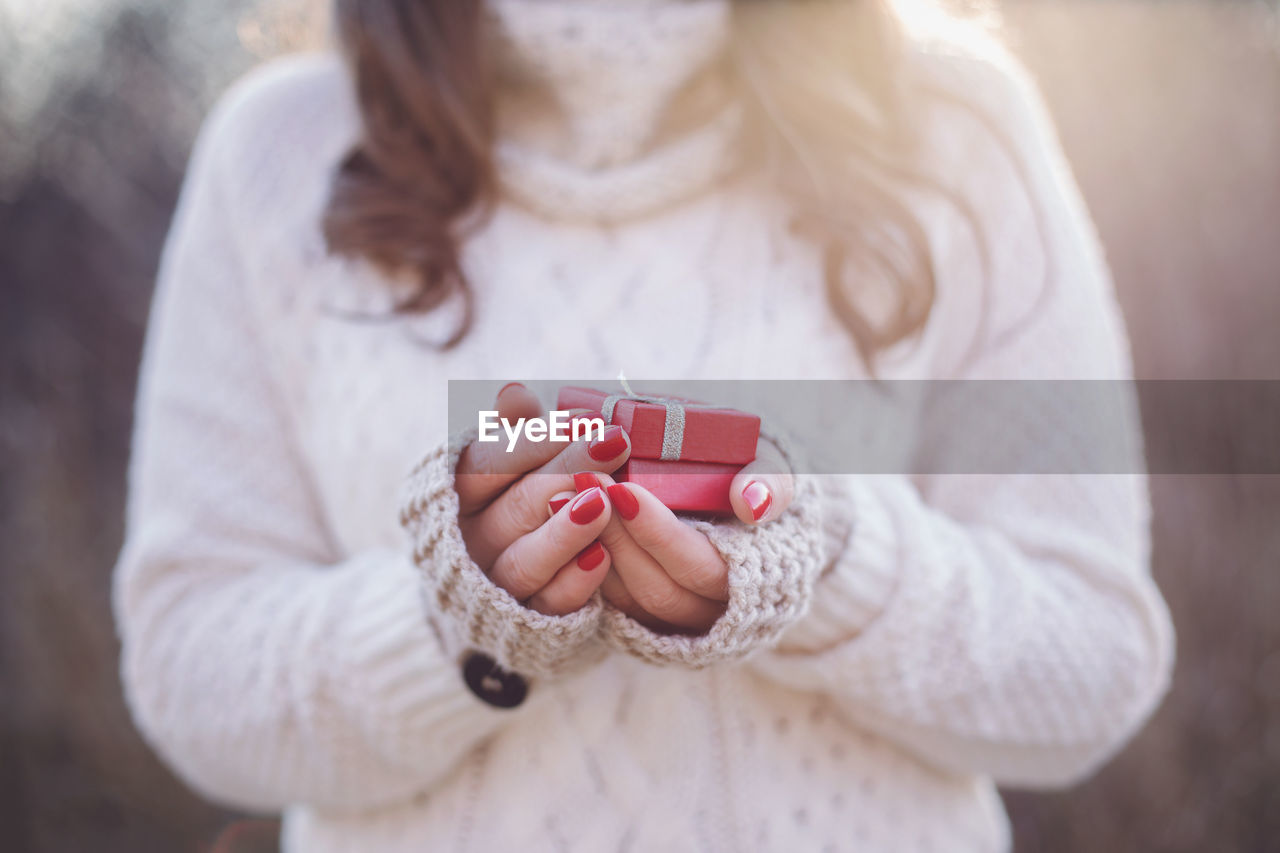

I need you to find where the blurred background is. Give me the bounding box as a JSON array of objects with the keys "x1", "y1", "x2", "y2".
[{"x1": 1, "y1": 0, "x2": 1278, "y2": 850}]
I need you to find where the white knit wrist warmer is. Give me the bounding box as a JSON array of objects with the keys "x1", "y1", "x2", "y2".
[
  {"x1": 399, "y1": 431, "x2": 607, "y2": 679},
  {"x1": 600, "y1": 471, "x2": 826, "y2": 667}
]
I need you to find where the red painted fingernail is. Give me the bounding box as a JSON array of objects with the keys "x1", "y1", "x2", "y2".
[
  {"x1": 548, "y1": 497, "x2": 570, "y2": 515},
  {"x1": 742, "y1": 481, "x2": 772, "y2": 522},
  {"x1": 588, "y1": 425, "x2": 628, "y2": 461},
  {"x1": 569, "y1": 487, "x2": 605, "y2": 524},
  {"x1": 577, "y1": 541, "x2": 606, "y2": 571},
  {"x1": 573, "y1": 471, "x2": 601, "y2": 492},
  {"x1": 606, "y1": 484, "x2": 640, "y2": 520},
  {"x1": 498, "y1": 382, "x2": 525, "y2": 397}
]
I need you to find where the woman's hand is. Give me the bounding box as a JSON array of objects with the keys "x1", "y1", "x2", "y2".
[
  {"x1": 551, "y1": 440, "x2": 796, "y2": 635},
  {"x1": 454, "y1": 383, "x2": 632, "y2": 617}
]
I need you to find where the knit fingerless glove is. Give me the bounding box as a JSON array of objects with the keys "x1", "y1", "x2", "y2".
[
  {"x1": 399, "y1": 431, "x2": 607, "y2": 679},
  {"x1": 601, "y1": 467, "x2": 831, "y2": 668}
]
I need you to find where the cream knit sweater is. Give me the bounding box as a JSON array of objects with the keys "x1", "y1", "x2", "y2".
[{"x1": 113, "y1": 4, "x2": 1174, "y2": 851}]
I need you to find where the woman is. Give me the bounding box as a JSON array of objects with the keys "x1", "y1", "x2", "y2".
[{"x1": 114, "y1": 0, "x2": 1174, "y2": 850}]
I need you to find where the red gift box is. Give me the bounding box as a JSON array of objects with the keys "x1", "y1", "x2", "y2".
[
  {"x1": 557, "y1": 386, "x2": 760, "y2": 515},
  {"x1": 614, "y1": 459, "x2": 740, "y2": 515}
]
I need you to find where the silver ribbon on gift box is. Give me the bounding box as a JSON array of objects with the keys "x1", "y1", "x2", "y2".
[{"x1": 599, "y1": 393, "x2": 719, "y2": 462}]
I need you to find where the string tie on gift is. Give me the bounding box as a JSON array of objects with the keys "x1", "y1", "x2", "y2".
[{"x1": 600, "y1": 389, "x2": 718, "y2": 462}]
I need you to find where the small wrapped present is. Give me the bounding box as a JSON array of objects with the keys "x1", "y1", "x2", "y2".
[{"x1": 556, "y1": 386, "x2": 760, "y2": 515}]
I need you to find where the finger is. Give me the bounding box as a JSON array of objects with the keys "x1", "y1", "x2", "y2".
[
  {"x1": 585, "y1": 473, "x2": 728, "y2": 615},
  {"x1": 488, "y1": 486, "x2": 611, "y2": 600},
  {"x1": 729, "y1": 439, "x2": 795, "y2": 525},
  {"x1": 600, "y1": 568, "x2": 640, "y2": 614},
  {"x1": 547, "y1": 489, "x2": 575, "y2": 518},
  {"x1": 496, "y1": 381, "x2": 543, "y2": 421},
  {"x1": 455, "y1": 382, "x2": 557, "y2": 512},
  {"x1": 599, "y1": 569, "x2": 688, "y2": 634},
  {"x1": 576, "y1": 475, "x2": 650, "y2": 617},
  {"x1": 605, "y1": 482, "x2": 730, "y2": 601},
  {"x1": 525, "y1": 541, "x2": 611, "y2": 616},
  {"x1": 463, "y1": 428, "x2": 631, "y2": 566},
  {"x1": 590, "y1": 497, "x2": 726, "y2": 628},
  {"x1": 456, "y1": 397, "x2": 599, "y2": 516},
  {"x1": 587, "y1": 475, "x2": 648, "y2": 618}
]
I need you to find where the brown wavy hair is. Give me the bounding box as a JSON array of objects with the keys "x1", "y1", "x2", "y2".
[{"x1": 323, "y1": 0, "x2": 1001, "y2": 361}]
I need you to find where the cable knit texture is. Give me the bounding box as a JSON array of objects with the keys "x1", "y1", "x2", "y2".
[
  {"x1": 399, "y1": 430, "x2": 607, "y2": 678},
  {"x1": 487, "y1": 0, "x2": 743, "y2": 222},
  {"x1": 113, "y1": 3, "x2": 1175, "y2": 851}
]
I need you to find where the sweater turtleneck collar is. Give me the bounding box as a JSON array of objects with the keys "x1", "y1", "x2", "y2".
[{"x1": 485, "y1": 0, "x2": 743, "y2": 223}]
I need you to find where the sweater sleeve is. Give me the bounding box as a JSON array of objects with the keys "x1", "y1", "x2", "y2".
[
  {"x1": 112, "y1": 82, "x2": 526, "y2": 815},
  {"x1": 746, "y1": 53, "x2": 1174, "y2": 788}
]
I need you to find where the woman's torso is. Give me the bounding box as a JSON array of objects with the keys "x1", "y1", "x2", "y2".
[{"x1": 222, "y1": 54, "x2": 1007, "y2": 852}]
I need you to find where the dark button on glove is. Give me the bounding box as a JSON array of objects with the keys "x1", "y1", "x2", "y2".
[{"x1": 462, "y1": 651, "x2": 529, "y2": 709}]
